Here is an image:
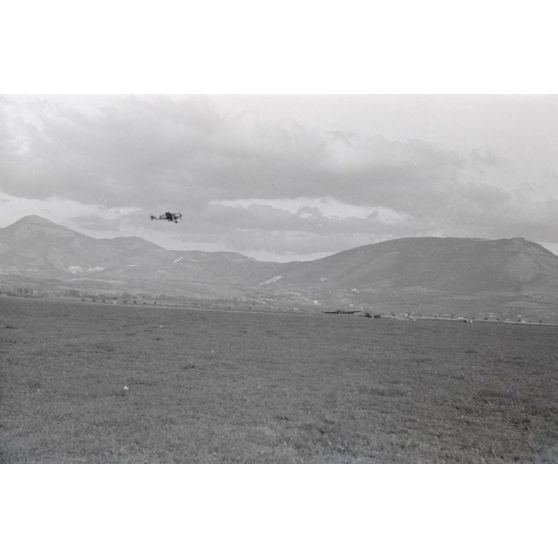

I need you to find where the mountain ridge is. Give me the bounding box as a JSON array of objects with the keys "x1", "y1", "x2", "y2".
[
  {"x1": 4, "y1": 214, "x2": 553, "y2": 264},
  {"x1": 2, "y1": 215, "x2": 558, "y2": 319}
]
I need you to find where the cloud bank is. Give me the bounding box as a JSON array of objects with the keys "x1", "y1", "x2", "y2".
[{"x1": 1, "y1": 95, "x2": 557, "y2": 260}]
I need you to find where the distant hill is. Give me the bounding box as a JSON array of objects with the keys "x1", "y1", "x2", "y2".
[
  {"x1": 0, "y1": 215, "x2": 279, "y2": 298},
  {"x1": 266, "y1": 236, "x2": 558, "y2": 295},
  {"x1": 0, "y1": 215, "x2": 163, "y2": 273},
  {"x1": 2, "y1": 215, "x2": 558, "y2": 319}
]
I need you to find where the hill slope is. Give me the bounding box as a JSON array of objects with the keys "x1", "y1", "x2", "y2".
[
  {"x1": 264, "y1": 236, "x2": 558, "y2": 295},
  {"x1": 0, "y1": 215, "x2": 279, "y2": 297},
  {"x1": 2, "y1": 216, "x2": 558, "y2": 318}
]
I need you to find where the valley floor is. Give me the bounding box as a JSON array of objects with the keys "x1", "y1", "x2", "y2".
[{"x1": 1, "y1": 297, "x2": 556, "y2": 463}]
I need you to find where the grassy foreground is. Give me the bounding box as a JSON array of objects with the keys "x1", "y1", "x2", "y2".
[{"x1": 1, "y1": 297, "x2": 556, "y2": 463}]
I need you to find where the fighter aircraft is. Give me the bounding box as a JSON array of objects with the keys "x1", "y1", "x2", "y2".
[{"x1": 150, "y1": 211, "x2": 182, "y2": 223}]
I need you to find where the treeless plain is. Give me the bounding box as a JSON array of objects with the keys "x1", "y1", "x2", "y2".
[{"x1": 1, "y1": 297, "x2": 556, "y2": 463}]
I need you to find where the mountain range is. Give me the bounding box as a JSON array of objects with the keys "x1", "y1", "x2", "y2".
[{"x1": 2, "y1": 215, "x2": 558, "y2": 319}]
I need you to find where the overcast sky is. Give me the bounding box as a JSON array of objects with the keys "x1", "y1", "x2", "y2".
[{"x1": 1, "y1": 94, "x2": 558, "y2": 261}]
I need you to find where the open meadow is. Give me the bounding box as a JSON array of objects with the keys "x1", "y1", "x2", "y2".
[{"x1": 1, "y1": 297, "x2": 557, "y2": 463}]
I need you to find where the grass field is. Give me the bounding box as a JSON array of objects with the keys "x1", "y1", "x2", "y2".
[{"x1": 1, "y1": 297, "x2": 556, "y2": 463}]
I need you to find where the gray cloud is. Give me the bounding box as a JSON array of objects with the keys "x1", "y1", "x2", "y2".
[
  {"x1": 0, "y1": 96, "x2": 474, "y2": 209},
  {"x1": 1, "y1": 95, "x2": 558, "y2": 259}
]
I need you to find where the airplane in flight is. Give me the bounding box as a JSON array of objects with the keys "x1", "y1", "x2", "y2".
[{"x1": 150, "y1": 211, "x2": 182, "y2": 223}]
